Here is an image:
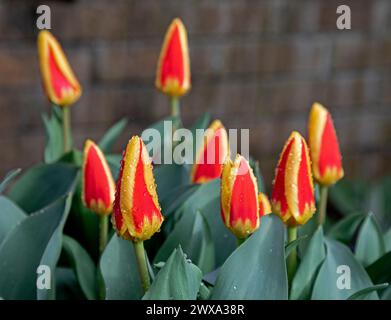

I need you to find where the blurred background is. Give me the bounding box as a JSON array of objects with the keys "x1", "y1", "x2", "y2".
[{"x1": 0, "y1": 0, "x2": 390, "y2": 187}]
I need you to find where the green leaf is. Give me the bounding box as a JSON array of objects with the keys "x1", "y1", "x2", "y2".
[
  {"x1": 55, "y1": 267, "x2": 85, "y2": 300},
  {"x1": 143, "y1": 246, "x2": 203, "y2": 300},
  {"x1": 384, "y1": 228, "x2": 391, "y2": 253},
  {"x1": 311, "y1": 238, "x2": 378, "y2": 300},
  {"x1": 99, "y1": 235, "x2": 143, "y2": 300},
  {"x1": 155, "y1": 164, "x2": 189, "y2": 200},
  {"x1": 347, "y1": 283, "x2": 388, "y2": 300},
  {"x1": 8, "y1": 163, "x2": 78, "y2": 213},
  {"x1": 0, "y1": 195, "x2": 72, "y2": 299},
  {"x1": 367, "y1": 176, "x2": 391, "y2": 231},
  {"x1": 98, "y1": 118, "x2": 128, "y2": 153},
  {"x1": 328, "y1": 179, "x2": 369, "y2": 216},
  {"x1": 0, "y1": 168, "x2": 21, "y2": 193},
  {"x1": 381, "y1": 283, "x2": 391, "y2": 300},
  {"x1": 297, "y1": 215, "x2": 318, "y2": 257},
  {"x1": 327, "y1": 213, "x2": 365, "y2": 245},
  {"x1": 155, "y1": 210, "x2": 215, "y2": 274},
  {"x1": 160, "y1": 184, "x2": 199, "y2": 218},
  {"x1": 42, "y1": 107, "x2": 64, "y2": 164},
  {"x1": 0, "y1": 196, "x2": 26, "y2": 244},
  {"x1": 249, "y1": 158, "x2": 265, "y2": 193},
  {"x1": 58, "y1": 150, "x2": 83, "y2": 167},
  {"x1": 290, "y1": 227, "x2": 326, "y2": 300},
  {"x1": 366, "y1": 251, "x2": 391, "y2": 284},
  {"x1": 355, "y1": 214, "x2": 385, "y2": 267},
  {"x1": 189, "y1": 112, "x2": 210, "y2": 162},
  {"x1": 285, "y1": 235, "x2": 308, "y2": 259},
  {"x1": 211, "y1": 215, "x2": 288, "y2": 300},
  {"x1": 62, "y1": 235, "x2": 97, "y2": 300}
]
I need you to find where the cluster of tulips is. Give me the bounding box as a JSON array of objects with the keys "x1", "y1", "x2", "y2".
[{"x1": 34, "y1": 18, "x2": 346, "y2": 297}]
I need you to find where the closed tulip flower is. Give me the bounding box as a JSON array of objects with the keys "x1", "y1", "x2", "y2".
[
  {"x1": 308, "y1": 102, "x2": 344, "y2": 186},
  {"x1": 112, "y1": 136, "x2": 164, "y2": 242},
  {"x1": 191, "y1": 120, "x2": 229, "y2": 184},
  {"x1": 155, "y1": 18, "x2": 190, "y2": 98},
  {"x1": 221, "y1": 155, "x2": 259, "y2": 240},
  {"x1": 271, "y1": 131, "x2": 316, "y2": 227},
  {"x1": 37, "y1": 30, "x2": 81, "y2": 107},
  {"x1": 82, "y1": 140, "x2": 115, "y2": 216}
]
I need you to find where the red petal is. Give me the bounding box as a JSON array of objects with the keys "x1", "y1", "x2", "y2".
[
  {"x1": 229, "y1": 158, "x2": 258, "y2": 228},
  {"x1": 319, "y1": 113, "x2": 342, "y2": 176},
  {"x1": 297, "y1": 139, "x2": 315, "y2": 215}
]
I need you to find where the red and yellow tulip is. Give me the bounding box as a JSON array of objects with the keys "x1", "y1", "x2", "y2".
[
  {"x1": 191, "y1": 120, "x2": 229, "y2": 184},
  {"x1": 308, "y1": 102, "x2": 344, "y2": 186},
  {"x1": 82, "y1": 140, "x2": 115, "y2": 215},
  {"x1": 221, "y1": 155, "x2": 259, "y2": 239},
  {"x1": 258, "y1": 192, "x2": 272, "y2": 218},
  {"x1": 37, "y1": 30, "x2": 81, "y2": 106},
  {"x1": 155, "y1": 18, "x2": 190, "y2": 97},
  {"x1": 112, "y1": 136, "x2": 164, "y2": 242},
  {"x1": 271, "y1": 131, "x2": 316, "y2": 226}
]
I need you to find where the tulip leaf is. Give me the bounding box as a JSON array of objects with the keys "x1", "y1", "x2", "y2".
[
  {"x1": 8, "y1": 163, "x2": 78, "y2": 213},
  {"x1": 98, "y1": 118, "x2": 128, "y2": 153},
  {"x1": 62, "y1": 235, "x2": 97, "y2": 300},
  {"x1": 297, "y1": 215, "x2": 318, "y2": 257},
  {"x1": 384, "y1": 228, "x2": 391, "y2": 253},
  {"x1": 311, "y1": 238, "x2": 379, "y2": 300},
  {"x1": 355, "y1": 214, "x2": 385, "y2": 267},
  {"x1": 285, "y1": 235, "x2": 308, "y2": 259},
  {"x1": 366, "y1": 251, "x2": 391, "y2": 284},
  {"x1": 155, "y1": 210, "x2": 215, "y2": 274},
  {"x1": 0, "y1": 168, "x2": 21, "y2": 194},
  {"x1": 160, "y1": 184, "x2": 199, "y2": 218},
  {"x1": 367, "y1": 176, "x2": 391, "y2": 231},
  {"x1": 155, "y1": 164, "x2": 189, "y2": 200},
  {"x1": 42, "y1": 108, "x2": 64, "y2": 164},
  {"x1": 99, "y1": 235, "x2": 143, "y2": 300},
  {"x1": 347, "y1": 283, "x2": 388, "y2": 300},
  {"x1": 0, "y1": 196, "x2": 26, "y2": 244},
  {"x1": 327, "y1": 212, "x2": 365, "y2": 245},
  {"x1": 143, "y1": 246, "x2": 203, "y2": 300},
  {"x1": 58, "y1": 150, "x2": 83, "y2": 167},
  {"x1": 55, "y1": 267, "x2": 85, "y2": 300},
  {"x1": 211, "y1": 215, "x2": 288, "y2": 300},
  {"x1": 290, "y1": 227, "x2": 326, "y2": 300},
  {"x1": 0, "y1": 194, "x2": 72, "y2": 299}
]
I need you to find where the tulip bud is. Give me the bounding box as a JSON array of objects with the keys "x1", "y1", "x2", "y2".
[
  {"x1": 221, "y1": 155, "x2": 259, "y2": 239},
  {"x1": 37, "y1": 30, "x2": 82, "y2": 106},
  {"x1": 112, "y1": 136, "x2": 164, "y2": 242},
  {"x1": 271, "y1": 131, "x2": 316, "y2": 226},
  {"x1": 82, "y1": 140, "x2": 115, "y2": 216},
  {"x1": 308, "y1": 102, "x2": 344, "y2": 186},
  {"x1": 191, "y1": 120, "x2": 229, "y2": 184},
  {"x1": 155, "y1": 18, "x2": 190, "y2": 97},
  {"x1": 258, "y1": 192, "x2": 272, "y2": 217}
]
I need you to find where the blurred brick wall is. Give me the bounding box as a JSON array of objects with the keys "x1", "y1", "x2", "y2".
[{"x1": 0, "y1": 0, "x2": 390, "y2": 187}]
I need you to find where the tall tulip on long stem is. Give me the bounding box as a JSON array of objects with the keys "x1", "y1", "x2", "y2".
[
  {"x1": 308, "y1": 103, "x2": 344, "y2": 226},
  {"x1": 271, "y1": 132, "x2": 316, "y2": 284},
  {"x1": 112, "y1": 136, "x2": 164, "y2": 293},
  {"x1": 37, "y1": 30, "x2": 82, "y2": 153},
  {"x1": 156, "y1": 18, "x2": 191, "y2": 118}
]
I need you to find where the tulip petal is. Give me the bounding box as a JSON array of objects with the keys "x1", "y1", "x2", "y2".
[{"x1": 258, "y1": 193, "x2": 272, "y2": 217}]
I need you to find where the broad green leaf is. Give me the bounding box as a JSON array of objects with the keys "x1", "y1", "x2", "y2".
[
  {"x1": 0, "y1": 196, "x2": 26, "y2": 244},
  {"x1": 8, "y1": 163, "x2": 78, "y2": 213},
  {"x1": 328, "y1": 178, "x2": 369, "y2": 216},
  {"x1": 211, "y1": 215, "x2": 288, "y2": 300},
  {"x1": 99, "y1": 235, "x2": 143, "y2": 300},
  {"x1": 0, "y1": 168, "x2": 21, "y2": 193},
  {"x1": 143, "y1": 246, "x2": 202, "y2": 300},
  {"x1": 290, "y1": 227, "x2": 326, "y2": 300},
  {"x1": 160, "y1": 184, "x2": 199, "y2": 218},
  {"x1": 98, "y1": 118, "x2": 128, "y2": 153},
  {"x1": 42, "y1": 107, "x2": 64, "y2": 163},
  {"x1": 327, "y1": 213, "x2": 365, "y2": 245},
  {"x1": 368, "y1": 176, "x2": 391, "y2": 231},
  {"x1": 384, "y1": 228, "x2": 391, "y2": 253},
  {"x1": 55, "y1": 267, "x2": 85, "y2": 300},
  {"x1": 285, "y1": 235, "x2": 308, "y2": 259},
  {"x1": 311, "y1": 238, "x2": 378, "y2": 300},
  {"x1": 0, "y1": 195, "x2": 72, "y2": 299},
  {"x1": 155, "y1": 210, "x2": 215, "y2": 274},
  {"x1": 62, "y1": 235, "x2": 97, "y2": 300},
  {"x1": 155, "y1": 164, "x2": 189, "y2": 200},
  {"x1": 366, "y1": 251, "x2": 391, "y2": 284},
  {"x1": 298, "y1": 215, "x2": 318, "y2": 257},
  {"x1": 381, "y1": 283, "x2": 391, "y2": 300},
  {"x1": 355, "y1": 214, "x2": 385, "y2": 267},
  {"x1": 347, "y1": 283, "x2": 388, "y2": 300},
  {"x1": 58, "y1": 150, "x2": 83, "y2": 167}
]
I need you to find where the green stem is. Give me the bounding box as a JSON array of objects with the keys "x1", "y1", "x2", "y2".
[
  {"x1": 62, "y1": 107, "x2": 72, "y2": 153},
  {"x1": 133, "y1": 241, "x2": 150, "y2": 293},
  {"x1": 236, "y1": 237, "x2": 245, "y2": 247},
  {"x1": 287, "y1": 226, "x2": 297, "y2": 285},
  {"x1": 99, "y1": 215, "x2": 108, "y2": 255},
  {"x1": 318, "y1": 185, "x2": 328, "y2": 226},
  {"x1": 170, "y1": 96, "x2": 180, "y2": 118}
]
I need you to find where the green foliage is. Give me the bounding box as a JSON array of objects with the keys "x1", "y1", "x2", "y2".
[{"x1": 42, "y1": 106, "x2": 64, "y2": 163}]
